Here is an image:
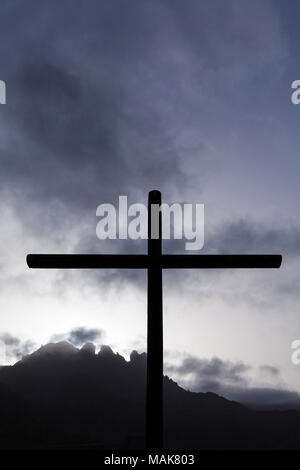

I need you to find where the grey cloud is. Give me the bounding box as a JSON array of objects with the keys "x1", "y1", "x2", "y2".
[
  {"x1": 259, "y1": 365, "x2": 279, "y2": 376},
  {"x1": 0, "y1": 333, "x2": 35, "y2": 362},
  {"x1": 205, "y1": 219, "x2": 300, "y2": 257},
  {"x1": 67, "y1": 327, "x2": 104, "y2": 346},
  {"x1": 166, "y1": 355, "x2": 250, "y2": 391},
  {"x1": 166, "y1": 353, "x2": 300, "y2": 408},
  {"x1": 51, "y1": 327, "x2": 104, "y2": 347},
  {"x1": 0, "y1": 333, "x2": 20, "y2": 347}
]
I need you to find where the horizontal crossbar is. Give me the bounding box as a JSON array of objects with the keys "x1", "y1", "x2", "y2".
[{"x1": 27, "y1": 254, "x2": 282, "y2": 269}]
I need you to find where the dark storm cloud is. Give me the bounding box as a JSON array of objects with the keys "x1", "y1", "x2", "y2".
[
  {"x1": 165, "y1": 354, "x2": 300, "y2": 407},
  {"x1": 5, "y1": 56, "x2": 181, "y2": 214},
  {"x1": 0, "y1": 0, "x2": 292, "y2": 293},
  {"x1": 0, "y1": 332, "x2": 35, "y2": 361},
  {"x1": 0, "y1": 0, "x2": 284, "y2": 220},
  {"x1": 0, "y1": 0, "x2": 191, "y2": 220}
]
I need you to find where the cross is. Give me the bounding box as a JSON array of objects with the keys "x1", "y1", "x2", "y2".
[{"x1": 27, "y1": 190, "x2": 282, "y2": 450}]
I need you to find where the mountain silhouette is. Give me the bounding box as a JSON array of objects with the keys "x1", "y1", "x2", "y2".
[{"x1": 0, "y1": 341, "x2": 300, "y2": 449}]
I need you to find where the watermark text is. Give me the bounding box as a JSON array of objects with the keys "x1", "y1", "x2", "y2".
[{"x1": 96, "y1": 196, "x2": 204, "y2": 251}]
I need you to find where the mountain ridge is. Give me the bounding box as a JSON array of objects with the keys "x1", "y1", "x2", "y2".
[{"x1": 0, "y1": 341, "x2": 300, "y2": 449}]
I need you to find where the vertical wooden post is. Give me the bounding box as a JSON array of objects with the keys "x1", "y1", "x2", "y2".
[{"x1": 146, "y1": 190, "x2": 163, "y2": 449}]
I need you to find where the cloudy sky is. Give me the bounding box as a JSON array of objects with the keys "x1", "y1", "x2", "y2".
[{"x1": 0, "y1": 0, "x2": 300, "y2": 406}]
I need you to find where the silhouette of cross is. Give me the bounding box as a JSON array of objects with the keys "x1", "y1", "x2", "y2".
[{"x1": 27, "y1": 190, "x2": 282, "y2": 450}]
